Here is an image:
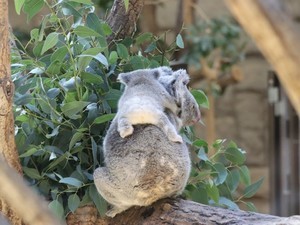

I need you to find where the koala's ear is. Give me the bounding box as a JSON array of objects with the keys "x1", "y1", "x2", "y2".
[
  {"x1": 174, "y1": 69, "x2": 190, "y2": 85},
  {"x1": 117, "y1": 72, "x2": 131, "y2": 84}
]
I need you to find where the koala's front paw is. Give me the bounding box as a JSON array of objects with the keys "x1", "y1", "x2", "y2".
[
  {"x1": 118, "y1": 125, "x2": 134, "y2": 138},
  {"x1": 169, "y1": 134, "x2": 183, "y2": 143}
]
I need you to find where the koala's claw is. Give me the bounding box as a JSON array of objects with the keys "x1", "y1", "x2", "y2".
[
  {"x1": 118, "y1": 126, "x2": 134, "y2": 138},
  {"x1": 169, "y1": 134, "x2": 183, "y2": 143}
]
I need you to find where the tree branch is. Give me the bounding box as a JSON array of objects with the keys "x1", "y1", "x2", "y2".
[
  {"x1": 106, "y1": 0, "x2": 145, "y2": 42},
  {"x1": 67, "y1": 198, "x2": 300, "y2": 225}
]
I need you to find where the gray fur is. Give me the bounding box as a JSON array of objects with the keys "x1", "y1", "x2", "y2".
[
  {"x1": 116, "y1": 68, "x2": 182, "y2": 143},
  {"x1": 93, "y1": 67, "x2": 201, "y2": 217}
]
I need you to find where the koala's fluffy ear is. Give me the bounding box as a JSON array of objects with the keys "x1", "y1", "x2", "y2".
[
  {"x1": 117, "y1": 72, "x2": 131, "y2": 84},
  {"x1": 174, "y1": 69, "x2": 190, "y2": 85}
]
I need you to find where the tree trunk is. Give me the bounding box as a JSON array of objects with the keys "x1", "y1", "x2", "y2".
[
  {"x1": 106, "y1": 0, "x2": 145, "y2": 42},
  {"x1": 68, "y1": 198, "x2": 300, "y2": 225},
  {"x1": 0, "y1": 0, "x2": 24, "y2": 224}
]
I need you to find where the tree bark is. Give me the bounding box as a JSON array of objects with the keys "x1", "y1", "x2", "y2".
[
  {"x1": 106, "y1": 0, "x2": 145, "y2": 42},
  {"x1": 0, "y1": 0, "x2": 24, "y2": 224},
  {"x1": 68, "y1": 198, "x2": 300, "y2": 225}
]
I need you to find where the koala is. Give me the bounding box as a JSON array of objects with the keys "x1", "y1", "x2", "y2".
[
  {"x1": 116, "y1": 68, "x2": 183, "y2": 143},
  {"x1": 159, "y1": 68, "x2": 201, "y2": 125},
  {"x1": 93, "y1": 67, "x2": 201, "y2": 218}
]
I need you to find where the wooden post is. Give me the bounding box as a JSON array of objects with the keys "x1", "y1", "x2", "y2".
[{"x1": 225, "y1": 0, "x2": 300, "y2": 117}]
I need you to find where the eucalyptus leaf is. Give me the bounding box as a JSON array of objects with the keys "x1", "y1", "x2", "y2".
[
  {"x1": 93, "y1": 114, "x2": 115, "y2": 124},
  {"x1": 61, "y1": 101, "x2": 90, "y2": 119},
  {"x1": 48, "y1": 200, "x2": 64, "y2": 219},
  {"x1": 59, "y1": 177, "x2": 83, "y2": 188},
  {"x1": 243, "y1": 178, "x2": 264, "y2": 198},
  {"x1": 41, "y1": 32, "x2": 59, "y2": 55},
  {"x1": 68, "y1": 194, "x2": 81, "y2": 213},
  {"x1": 74, "y1": 26, "x2": 101, "y2": 37}
]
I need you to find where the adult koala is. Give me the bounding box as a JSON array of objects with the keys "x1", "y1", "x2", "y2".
[{"x1": 94, "y1": 67, "x2": 200, "y2": 217}]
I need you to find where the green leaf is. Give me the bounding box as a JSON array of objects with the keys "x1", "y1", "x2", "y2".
[
  {"x1": 74, "y1": 26, "x2": 100, "y2": 37},
  {"x1": 135, "y1": 32, "x2": 153, "y2": 45},
  {"x1": 206, "y1": 184, "x2": 219, "y2": 203},
  {"x1": 193, "y1": 139, "x2": 208, "y2": 148},
  {"x1": 225, "y1": 147, "x2": 246, "y2": 165},
  {"x1": 69, "y1": 132, "x2": 84, "y2": 150},
  {"x1": 109, "y1": 51, "x2": 118, "y2": 64},
  {"x1": 190, "y1": 186, "x2": 208, "y2": 204},
  {"x1": 61, "y1": 101, "x2": 90, "y2": 119},
  {"x1": 14, "y1": 0, "x2": 25, "y2": 15},
  {"x1": 23, "y1": 0, "x2": 44, "y2": 20},
  {"x1": 77, "y1": 47, "x2": 105, "y2": 70},
  {"x1": 78, "y1": 53, "x2": 108, "y2": 68},
  {"x1": 124, "y1": 0, "x2": 129, "y2": 11},
  {"x1": 69, "y1": 0, "x2": 92, "y2": 4},
  {"x1": 14, "y1": 94, "x2": 33, "y2": 105},
  {"x1": 226, "y1": 169, "x2": 240, "y2": 193},
  {"x1": 86, "y1": 13, "x2": 103, "y2": 34},
  {"x1": 48, "y1": 200, "x2": 64, "y2": 219},
  {"x1": 176, "y1": 34, "x2": 184, "y2": 48},
  {"x1": 89, "y1": 185, "x2": 107, "y2": 217},
  {"x1": 41, "y1": 32, "x2": 59, "y2": 55},
  {"x1": 59, "y1": 177, "x2": 83, "y2": 188},
  {"x1": 23, "y1": 167, "x2": 42, "y2": 179},
  {"x1": 243, "y1": 178, "x2": 264, "y2": 198},
  {"x1": 81, "y1": 72, "x2": 103, "y2": 84},
  {"x1": 213, "y1": 163, "x2": 228, "y2": 185},
  {"x1": 68, "y1": 194, "x2": 80, "y2": 213},
  {"x1": 245, "y1": 202, "x2": 257, "y2": 212},
  {"x1": 51, "y1": 46, "x2": 68, "y2": 62},
  {"x1": 239, "y1": 165, "x2": 251, "y2": 186},
  {"x1": 191, "y1": 89, "x2": 209, "y2": 109},
  {"x1": 218, "y1": 197, "x2": 239, "y2": 210},
  {"x1": 101, "y1": 23, "x2": 112, "y2": 36},
  {"x1": 93, "y1": 114, "x2": 115, "y2": 124},
  {"x1": 197, "y1": 147, "x2": 209, "y2": 161},
  {"x1": 117, "y1": 43, "x2": 129, "y2": 59}
]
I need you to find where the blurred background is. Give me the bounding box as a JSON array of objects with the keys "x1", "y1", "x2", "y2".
[{"x1": 9, "y1": 0, "x2": 300, "y2": 217}]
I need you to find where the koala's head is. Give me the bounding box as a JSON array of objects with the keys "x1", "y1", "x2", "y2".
[
  {"x1": 117, "y1": 69, "x2": 160, "y2": 87},
  {"x1": 159, "y1": 68, "x2": 201, "y2": 126}
]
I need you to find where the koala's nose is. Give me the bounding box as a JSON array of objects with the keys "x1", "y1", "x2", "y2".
[{"x1": 193, "y1": 111, "x2": 201, "y2": 124}]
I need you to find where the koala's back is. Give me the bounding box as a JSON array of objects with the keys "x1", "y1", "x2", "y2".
[{"x1": 101, "y1": 119, "x2": 191, "y2": 206}]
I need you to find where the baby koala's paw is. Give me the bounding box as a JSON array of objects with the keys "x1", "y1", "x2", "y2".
[
  {"x1": 169, "y1": 134, "x2": 183, "y2": 143},
  {"x1": 118, "y1": 125, "x2": 134, "y2": 138}
]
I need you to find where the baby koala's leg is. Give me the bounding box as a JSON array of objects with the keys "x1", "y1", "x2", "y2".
[
  {"x1": 117, "y1": 116, "x2": 134, "y2": 138},
  {"x1": 93, "y1": 167, "x2": 131, "y2": 217},
  {"x1": 157, "y1": 114, "x2": 183, "y2": 143}
]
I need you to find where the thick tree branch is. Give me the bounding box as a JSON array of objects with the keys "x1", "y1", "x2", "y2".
[
  {"x1": 106, "y1": 0, "x2": 145, "y2": 42},
  {"x1": 68, "y1": 198, "x2": 300, "y2": 225}
]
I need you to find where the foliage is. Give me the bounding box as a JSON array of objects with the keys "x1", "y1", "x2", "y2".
[
  {"x1": 184, "y1": 17, "x2": 246, "y2": 71},
  {"x1": 12, "y1": 0, "x2": 262, "y2": 220},
  {"x1": 12, "y1": 0, "x2": 180, "y2": 219},
  {"x1": 182, "y1": 137, "x2": 263, "y2": 212}
]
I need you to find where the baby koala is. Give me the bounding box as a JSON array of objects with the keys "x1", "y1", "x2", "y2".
[{"x1": 116, "y1": 68, "x2": 183, "y2": 143}]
